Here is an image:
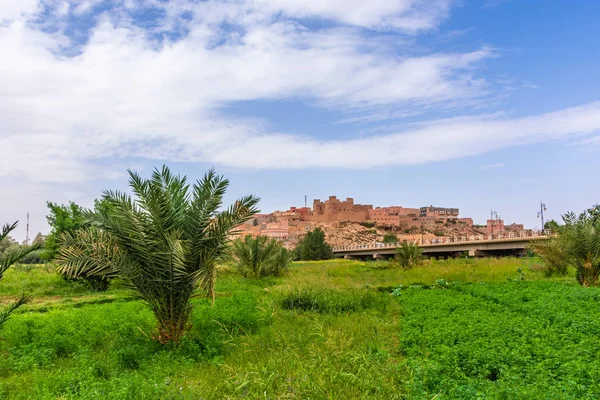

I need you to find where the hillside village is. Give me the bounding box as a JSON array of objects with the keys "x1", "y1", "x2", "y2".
[{"x1": 236, "y1": 196, "x2": 529, "y2": 248}]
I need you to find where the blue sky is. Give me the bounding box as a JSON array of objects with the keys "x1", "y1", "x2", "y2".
[{"x1": 1, "y1": 0, "x2": 599, "y2": 240}]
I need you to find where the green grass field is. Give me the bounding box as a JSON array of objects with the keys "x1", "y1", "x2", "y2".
[{"x1": 1, "y1": 258, "x2": 598, "y2": 399}]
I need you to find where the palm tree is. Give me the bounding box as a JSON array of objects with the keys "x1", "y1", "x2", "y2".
[
  {"x1": 395, "y1": 242, "x2": 423, "y2": 269},
  {"x1": 533, "y1": 211, "x2": 600, "y2": 286},
  {"x1": 0, "y1": 222, "x2": 41, "y2": 329},
  {"x1": 531, "y1": 236, "x2": 568, "y2": 277},
  {"x1": 271, "y1": 246, "x2": 292, "y2": 277},
  {"x1": 55, "y1": 228, "x2": 121, "y2": 291},
  {"x1": 230, "y1": 235, "x2": 290, "y2": 278},
  {"x1": 56, "y1": 166, "x2": 259, "y2": 343}
]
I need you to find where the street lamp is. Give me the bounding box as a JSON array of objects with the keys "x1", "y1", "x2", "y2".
[
  {"x1": 537, "y1": 201, "x2": 547, "y2": 234},
  {"x1": 490, "y1": 209, "x2": 498, "y2": 238}
]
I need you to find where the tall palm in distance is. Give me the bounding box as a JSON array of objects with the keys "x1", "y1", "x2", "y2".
[{"x1": 56, "y1": 166, "x2": 259, "y2": 343}]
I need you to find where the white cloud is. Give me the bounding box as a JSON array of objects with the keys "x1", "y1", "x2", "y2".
[
  {"x1": 1, "y1": 0, "x2": 599, "y2": 240},
  {"x1": 478, "y1": 163, "x2": 505, "y2": 170},
  {"x1": 0, "y1": 4, "x2": 493, "y2": 184},
  {"x1": 0, "y1": 0, "x2": 39, "y2": 21},
  {"x1": 254, "y1": 0, "x2": 453, "y2": 32}
]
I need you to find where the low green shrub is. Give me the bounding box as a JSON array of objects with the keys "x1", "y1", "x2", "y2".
[{"x1": 279, "y1": 288, "x2": 382, "y2": 313}]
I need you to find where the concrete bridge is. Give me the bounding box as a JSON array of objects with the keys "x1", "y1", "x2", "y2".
[{"x1": 332, "y1": 232, "x2": 550, "y2": 259}]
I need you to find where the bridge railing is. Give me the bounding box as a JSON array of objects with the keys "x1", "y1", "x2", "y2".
[{"x1": 332, "y1": 230, "x2": 551, "y2": 252}]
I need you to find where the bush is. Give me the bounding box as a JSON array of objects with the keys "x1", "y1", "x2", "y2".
[
  {"x1": 294, "y1": 228, "x2": 333, "y2": 261},
  {"x1": 230, "y1": 236, "x2": 291, "y2": 278},
  {"x1": 358, "y1": 222, "x2": 376, "y2": 228},
  {"x1": 382, "y1": 233, "x2": 398, "y2": 244},
  {"x1": 532, "y1": 209, "x2": 600, "y2": 286},
  {"x1": 279, "y1": 288, "x2": 381, "y2": 313},
  {"x1": 395, "y1": 242, "x2": 423, "y2": 269}
]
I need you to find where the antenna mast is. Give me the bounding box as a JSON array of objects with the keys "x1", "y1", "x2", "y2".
[
  {"x1": 25, "y1": 213, "x2": 30, "y2": 245},
  {"x1": 305, "y1": 195, "x2": 307, "y2": 208}
]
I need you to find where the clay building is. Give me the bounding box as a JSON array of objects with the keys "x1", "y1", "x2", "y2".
[
  {"x1": 370, "y1": 206, "x2": 420, "y2": 227},
  {"x1": 307, "y1": 196, "x2": 373, "y2": 223},
  {"x1": 487, "y1": 219, "x2": 505, "y2": 235},
  {"x1": 420, "y1": 206, "x2": 459, "y2": 218}
]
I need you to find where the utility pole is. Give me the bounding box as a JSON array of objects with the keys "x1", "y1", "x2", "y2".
[
  {"x1": 304, "y1": 195, "x2": 307, "y2": 209},
  {"x1": 537, "y1": 201, "x2": 547, "y2": 233},
  {"x1": 25, "y1": 213, "x2": 30, "y2": 246}
]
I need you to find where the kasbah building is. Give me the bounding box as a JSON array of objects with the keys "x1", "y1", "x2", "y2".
[{"x1": 234, "y1": 196, "x2": 530, "y2": 248}]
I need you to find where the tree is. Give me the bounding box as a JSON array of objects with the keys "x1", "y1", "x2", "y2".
[
  {"x1": 382, "y1": 233, "x2": 398, "y2": 244},
  {"x1": 395, "y1": 242, "x2": 423, "y2": 269},
  {"x1": 56, "y1": 166, "x2": 258, "y2": 343},
  {"x1": 43, "y1": 199, "x2": 113, "y2": 262},
  {"x1": 55, "y1": 228, "x2": 119, "y2": 291},
  {"x1": 544, "y1": 220, "x2": 561, "y2": 234},
  {"x1": 42, "y1": 201, "x2": 86, "y2": 261},
  {"x1": 230, "y1": 236, "x2": 290, "y2": 278},
  {"x1": 532, "y1": 238, "x2": 568, "y2": 277},
  {"x1": 0, "y1": 233, "x2": 16, "y2": 257},
  {"x1": 32, "y1": 233, "x2": 46, "y2": 246},
  {"x1": 294, "y1": 228, "x2": 333, "y2": 261},
  {"x1": 533, "y1": 209, "x2": 600, "y2": 286},
  {"x1": 0, "y1": 222, "x2": 40, "y2": 329}
]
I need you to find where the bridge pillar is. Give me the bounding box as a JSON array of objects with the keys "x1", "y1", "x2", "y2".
[
  {"x1": 470, "y1": 249, "x2": 488, "y2": 257},
  {"x1": 373, "y1": 253, "x2": 383, "y2": 260}
]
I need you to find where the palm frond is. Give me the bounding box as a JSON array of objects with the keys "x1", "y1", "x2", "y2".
[
  {"x1": 0, "y1": 221, "x2": 18, "y2": 243},
  {"x1": 0, "y1": 294, "x2": 30, "y2": 330}
]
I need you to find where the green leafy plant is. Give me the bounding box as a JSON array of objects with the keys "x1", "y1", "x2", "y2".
[
  {"x1": 395, "y1": 242, "x2": 423, "y2": 269},
  {"x1": 434, "y1": 278, "x2": 449, "y2": 288},
  {"x1": 533, "y1": 209, "x2": 600, "y2": 286},
  {"x1": 55, "y1": 228, "x2": 121, "y2": 291},
  {"x1": 294, "y1": 228, "x2": 333, "y2": 261},
  {"x1": 531, "y1": 238, "x2": 568, "y2": 277},
  {"x1": 507, "y1": 267, "x2": 526, "y2": 282},
  {"x1": 382, "y1": 233, "x2": 398, "y2": 244},
  {"x1": 55, "y1": 166, "x2": 259, "y2": 343},
  {"x1": 0, "y1": 221, "x2": 40, "y2": 329},
  {"x1": 230, "y1": 235, "x2": 291, "y2": 278}
]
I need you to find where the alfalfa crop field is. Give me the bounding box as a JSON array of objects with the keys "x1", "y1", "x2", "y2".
[{"x1": 1, "y1": 258, "x2": 599, "y2": 399}]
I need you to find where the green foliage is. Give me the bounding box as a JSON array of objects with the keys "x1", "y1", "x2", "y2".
[
  {"x1": 2, "y1": 244, "x2": 44, "y2": 265},
  {"x1": 42, "y1": 201, "x2": 87, "y2": 262},
  {"x1": 398, "y1": 282, "x2": 600, "y2": 398},
  {"x1": 294, "y1": 228, "x2": 333, "y2": 261},
  {"x1": 0, "y1": 233, "x2": 17, "y2": 257},
  {"x1": 0, "y1": 258, "x2": 591, "y2": 399},
  {"x1": 279, "y1": 287, "x2": 382, "y2": 313},
  {"x1": 534, "y1": 209, "x2": 600, "y2": 286},
  {"x1": 230, "y1": 236, "x2": 290, "y2": 278},
  {"x1": 544, "y1": 219, "x2": 561, "y2": 233},
  {"x1": 55, "y1": 166, "x2": 258, "y2": 343},
  {"x1": 531, "y1": 237, "x2": 569, "y2": 277},
  {"x1": 55, "y1": 228, "x2": 121, "y2": 291},
  {"x1": 358, "y1": 221, "x2": 376, "y2": 228},
  {"x1": 584, "y1": 203, "x2": 600, "y2": 224},
  {"x1": 0, "y1": 221, "x2": 40, "y2": 330},
  {"x1": 395, "y1": 242, "x2": 423, "y2": 269},
  {"x1": 382, "y1": 233, "x2": 398, "y2": 244}
]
